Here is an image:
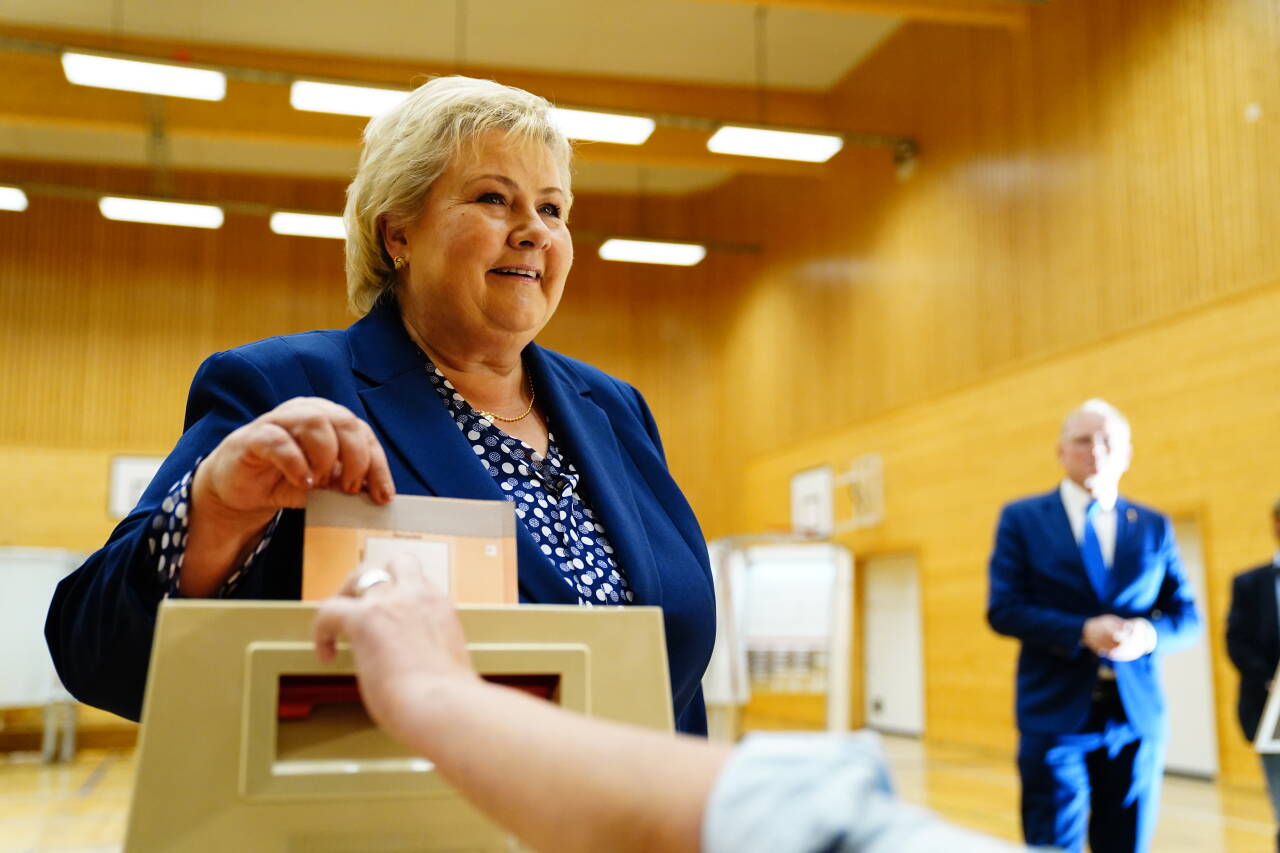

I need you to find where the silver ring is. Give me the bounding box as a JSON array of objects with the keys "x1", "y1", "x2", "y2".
[{"x1": 354, "y1": 568, "x2": 393, "y2": 597}]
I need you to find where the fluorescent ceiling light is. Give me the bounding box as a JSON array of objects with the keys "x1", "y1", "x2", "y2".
[
  {"x1": 61, "y1": 52, "x2": 226, "y2": 101},
  {"x1": 707, "y1": 125, "x2": 844, "y2": 163},
  {"x1": 598, "y1": 238, "x2": 706, "y2": 266},
  {"x1": 0, "y1": 186, "x2": 28, "y2": 212},
  {"x1": 290, "y1": 81, "x2": 409, "y2": 117},
  {"x1": 550, "y1": 108, "x2": 655, "y2": 145},
  {"x1": 99, "y1": 197, "x2": 224, "y2": 229},
  {"x1": 270, "y1": 211, "x2": 346, "y2": 240}
]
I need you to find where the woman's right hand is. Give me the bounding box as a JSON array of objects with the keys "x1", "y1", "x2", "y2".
[
  {"x1": 196, "y1": 397, "x2": 396, "y2": 518},
  {"x1": 181, "y1": 397, "x2": 396, "y2": 596}
]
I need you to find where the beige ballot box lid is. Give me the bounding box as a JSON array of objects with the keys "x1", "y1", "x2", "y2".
[
  {"x1": 302, "y1": 492, "x2": 517, "y2": 603},
  {"x1": 124, "y1": 600, "x2": 674, "y2": 852}
]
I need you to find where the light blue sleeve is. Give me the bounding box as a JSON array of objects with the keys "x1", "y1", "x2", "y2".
[{"x1": 701, "y1": 732, "x2": 1030, "y2": 853}]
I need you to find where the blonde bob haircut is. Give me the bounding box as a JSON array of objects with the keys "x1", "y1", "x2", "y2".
[{"x1": 343, "y1": 75, "x2": 573, "y2": 315}]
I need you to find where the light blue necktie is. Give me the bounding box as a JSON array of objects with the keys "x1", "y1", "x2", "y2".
[{"x1": 1081, "y1": 499, "x2": 1110, "y2": 603}]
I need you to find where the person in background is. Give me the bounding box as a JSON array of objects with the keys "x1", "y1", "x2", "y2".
[
  {"x1": 44, "y1": 75, "x2": 714, "y2": 735},
  {"x1": 987, "y1": 398, "x2": 1201, "y2": 853},
  {"x1": 314, "y1": 555, "x2": 1026, "y2": 853},
  {"x1": 1225, "y1": 497, "x2": 1280, "y2": 851}
]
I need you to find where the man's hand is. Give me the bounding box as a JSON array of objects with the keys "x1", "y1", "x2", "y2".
[
  {"x1": 1082, "y1": 615, "x2": 1155, "y2": 661},
  {"x1": 1106, "y1": 618, "x2": 1156, "y2": 662},
  {"x1": 1082, "y1": 615, "x2": 1128, "y2": 656}
]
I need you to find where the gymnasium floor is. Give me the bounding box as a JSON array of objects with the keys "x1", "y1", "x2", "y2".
[{"x1": 0, "y1": 735, "x2": 1273, "y2": 851}]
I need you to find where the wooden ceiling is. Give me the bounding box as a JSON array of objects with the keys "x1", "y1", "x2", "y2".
[{"x1": 0, "y1": 1, "x2": 1041, "y2": 195}]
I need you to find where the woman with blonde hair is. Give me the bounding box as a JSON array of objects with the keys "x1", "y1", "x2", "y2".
[{"x1": 47, "y1": 75, "x2": 716, "y2": 735}]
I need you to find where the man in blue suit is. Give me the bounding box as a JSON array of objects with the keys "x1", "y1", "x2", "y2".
[
  {"x1": 1225, "y1": 497, "x2": 1280, "y2": 850},
  {"x1": 987, "y1": 399, "x2": 1200, "y2": 853}
]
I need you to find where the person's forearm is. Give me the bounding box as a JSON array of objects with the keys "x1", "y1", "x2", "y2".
[{"x1": 395, "y1": 678, "x2": 731, "y2": 853}]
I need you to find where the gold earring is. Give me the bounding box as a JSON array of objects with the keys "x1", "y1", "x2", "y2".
[{"x1": 393, "y1": 255, "x2": 407, "y2": 270}]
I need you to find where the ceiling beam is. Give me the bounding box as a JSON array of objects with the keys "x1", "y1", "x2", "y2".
[
  {"x1": 0, "y1": 48, "x2": 829, "y2": 183},
  {"x1": 688, "y1": 0, "x2": 1037, "y2": 29},
  {"x1": 0, "y1": 22, "x2": 839, "y2": 128}
]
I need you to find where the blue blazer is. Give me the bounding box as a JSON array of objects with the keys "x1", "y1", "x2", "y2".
[
  {"x1": 46, "y1": 299, "x2": 716, "y2": 733},
  {"x1": 986, "y1": 489, "x2": 1200, "y2": 736}
]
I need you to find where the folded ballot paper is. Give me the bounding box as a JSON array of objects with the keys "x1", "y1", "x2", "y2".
[{"x1": 301, "y1": 491, "x2": 517, "y2": 603}]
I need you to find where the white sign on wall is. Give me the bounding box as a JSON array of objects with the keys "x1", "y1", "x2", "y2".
[{"x1": 790, "y1": 466, "x2": 834, "y2": 536}]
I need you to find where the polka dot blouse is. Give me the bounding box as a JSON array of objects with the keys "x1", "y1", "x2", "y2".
[
  {"x1": 425, "y1": 360, "x2": 633, "y2": 606},
  {"x1": 147, "y1": 362, "x2": 633, "y2": 606},
  {"x1": 149, "y1": 463, "x2": 281, "y2": 598}
]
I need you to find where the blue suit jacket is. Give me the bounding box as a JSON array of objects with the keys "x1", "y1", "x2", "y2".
[
  {"x1": 46, "y1": 299, "x2": 716, "y2": 733},
  {"x1": 1226, "y1": 563, "x2": 1279, "y2": 741},
  {"x1": 986, "y1": 489, "x2": 1200, "y2": 736}
]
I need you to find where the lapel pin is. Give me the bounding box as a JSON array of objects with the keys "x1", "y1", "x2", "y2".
[{"x1": 1126, "y1": 508, "x2": 1137, "y2": 523}]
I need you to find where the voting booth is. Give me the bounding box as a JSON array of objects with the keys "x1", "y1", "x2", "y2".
[
  {"x1": 0, "y1": 547, "x2": 81, "y2": 761},
  {"x1": 702, "y1": 538, "x2": 854, "y2": 742},
  {"x1": 124, "y1": 600, "x2": 674, "y2": 852}
]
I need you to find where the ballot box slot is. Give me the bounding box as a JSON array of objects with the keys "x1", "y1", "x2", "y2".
[
  {"x1": 278, "y1": 673, "x2": 561, "y2": 722},
  {"x1": 275, "y1": 674, "x2": 417, "y2": 766},
  {"x1": 481, "y1": 672, "x2": 562, "y2": 703},
  {"x1": 274, "y1": 673, "x2": 563, "y2": 766},
  {"x1": 240, "y1": 640, "x2": 590, "y2": 801}
]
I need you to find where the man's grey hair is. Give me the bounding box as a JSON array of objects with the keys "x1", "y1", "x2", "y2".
[{"x1": 1059, "y1": 398, "x2": 1132, "y2": 445}]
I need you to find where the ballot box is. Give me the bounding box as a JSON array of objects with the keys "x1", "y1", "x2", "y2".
[{"x1": 124, "y1": 601, "x2": 673, "y2": 852}]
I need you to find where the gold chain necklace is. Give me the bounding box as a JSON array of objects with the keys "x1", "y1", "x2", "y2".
[{"x1": 473, "y1": 373, "x2": 536, "y2": 423}]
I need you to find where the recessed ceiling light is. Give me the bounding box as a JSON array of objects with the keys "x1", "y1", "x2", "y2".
[
  {"x1": 290, "y1": 81, "x2": 410, "y2": 117},
  {"x1": 270, "y1": 211, "x2": 345, "y2": 240},
  {"x1": 550, "y1": 108, "x2": 656, "y2": 145},
  {"x1": 707, "y1": 125, "x2": 844, "y2": 163},
  {"x1": 598, "y1": 238, "x2": 707, "y2": 266},
  {"x1": 0, "y1": 186, "x2": 29, "y2": 212},
  {"x1": 61, "y1": 52, "x2": 226, "y2": 101},
  {"x1": 98, "y1": 197, "x2": 224, "y2": 229}
]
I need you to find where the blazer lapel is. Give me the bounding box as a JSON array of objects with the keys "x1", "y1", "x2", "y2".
[
  {"x1": 344, "y1": 303, "x2": 581, "y2": 605},
  {"x1": 1107, "y1": 497, "x2": 1138, "y2": 601},
  {"x1": 347, "y1": 300, "x2": 502, "y2": 503},
  {"x1": 527, "y1": 344, "x2": 662, "y2": 607}
]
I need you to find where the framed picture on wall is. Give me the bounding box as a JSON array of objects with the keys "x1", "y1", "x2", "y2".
[{"x1": 108, "y1": 455, "x2": 164, "y2": 519}]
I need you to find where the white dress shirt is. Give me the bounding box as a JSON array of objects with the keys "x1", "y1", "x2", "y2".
[
  {"x1": 1059, "y1": 479, "x2": 1157, "y2": 659},
  {"x1": 1059, "y1": 479, "x2": 1117, "y2": 568}
]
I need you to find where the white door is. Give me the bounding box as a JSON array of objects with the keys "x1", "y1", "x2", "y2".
[
  {"x1": 862, "y1": 553, "x2": 925, "y2": 735},
  {"x1": 1162, "y1": 519, "x2": 1219, "y2": 778}
]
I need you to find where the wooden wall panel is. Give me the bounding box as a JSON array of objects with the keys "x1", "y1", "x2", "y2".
[
  {"x1": 723, "y1": 0, "x2": 1280, "y2": 785},
  {"x1": 738, "y1": 279, "x2": 1280, "y2": 783},
  {"x1": 712, "y1": 0, "x2": 1279, "y2": 463},
  {"x1": 0, "y1": 165, "x2": 736, "y2": 551}
]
